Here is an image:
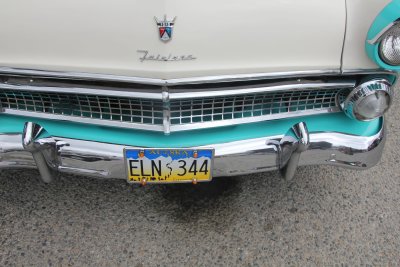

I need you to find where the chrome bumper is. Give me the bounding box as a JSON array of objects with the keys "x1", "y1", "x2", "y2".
[{"x1": 0, "y1": 121, "x2": 385, "y2": 183}]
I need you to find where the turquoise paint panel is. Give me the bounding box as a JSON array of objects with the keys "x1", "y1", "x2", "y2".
[
  {"x1": 366, "y1": 0, "x2": 400, "y2": 71},
  {"x1": 0, "y1": 113, "x2": 382, "y2": 147}
]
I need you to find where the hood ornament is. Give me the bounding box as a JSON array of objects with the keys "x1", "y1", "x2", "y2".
[{"x1": 154, "y1": 15, "x2": 176, "y2": 42}]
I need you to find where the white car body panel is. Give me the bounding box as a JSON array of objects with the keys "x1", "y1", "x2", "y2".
[
  {"x1": 0, "y1": 0, "x2": 346, "y2": 79},
  {"x1": 342, "y1": 0, "x2": 391, "y2": 70}
]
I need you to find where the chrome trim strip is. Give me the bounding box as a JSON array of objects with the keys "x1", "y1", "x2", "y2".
[
  {"x1": 340, "y1": 68, "x2": 397, "y2": 75},
  {"x1": 0, "y1": 67, "x2": 163, "y2": 85},
  {"x1": 340, "y1": 0, "x2": 348, "y2": 73},
  {"x1": 0, "y1": 120, "x2": 386, "y2": 180},
  {"x1": 0, "y1": 67, "x2": 396, "y2": 86},
  {"x1": 165, "y1": 70, "x2": 341, "y2": 85},
  {"x1": 3, "y1": 109, "x2": 165, "y2": 132},
  {"x1": 168, "y1": 82, "x2": 355, "y2": 100},
  {"x1": 0, "y1": 83, "x2": 163, "y2": 100},
  {"x1": 169, "y1": 108, "x2": 341, "y2": 132}
]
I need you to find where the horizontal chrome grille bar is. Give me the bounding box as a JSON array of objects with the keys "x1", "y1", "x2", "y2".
[
  {"x1": 0, "y1": 83, "x2": 164, "y2": 100},
  {"x1": 168, "y1": 82, "x2": 354, "y2": 99},
  {"x1": 3, "y1": 109, "x2": 165, "y2": 132}
]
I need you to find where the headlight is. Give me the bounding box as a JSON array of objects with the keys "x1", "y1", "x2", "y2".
[
  {"x1": 341, "y1": 79, "x2": 392, "y2": 121},
  {"x1": 379, "y1": 24, "x2": 400, "y2": 66}
]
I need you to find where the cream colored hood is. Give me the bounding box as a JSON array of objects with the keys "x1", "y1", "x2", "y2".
[{"x1": 0, "y1": 0, "x2": 347, "y2": 79}]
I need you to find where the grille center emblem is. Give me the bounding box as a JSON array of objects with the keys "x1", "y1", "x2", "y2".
[{"x1": 154, "y1": 15, "x2": 176, "y2": 42}]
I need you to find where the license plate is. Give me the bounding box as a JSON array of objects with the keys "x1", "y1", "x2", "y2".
[{"x1": 125, "y1": 148, "x2": 214, "y2": 183}]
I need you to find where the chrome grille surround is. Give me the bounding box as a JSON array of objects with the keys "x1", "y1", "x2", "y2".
[
  {"x1": 2, "y1": 68, "x2": 396, "y2": 134},
  {"x1": 0, "y1": 81, "x2": 353, "y2": 134}
]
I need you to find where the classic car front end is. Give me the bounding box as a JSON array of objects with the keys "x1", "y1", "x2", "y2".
[{"x1": 0, "y1": 0, "x2": 399, "y2": 184}]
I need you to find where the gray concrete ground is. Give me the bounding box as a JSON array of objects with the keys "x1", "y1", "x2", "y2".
[{"x1": 1, "y1": 90, "x2": 400, "y2": 266}]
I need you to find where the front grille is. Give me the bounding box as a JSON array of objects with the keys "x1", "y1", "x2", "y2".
[{"x1": 0, "y1": 84, "x2": 346, "y2": 133}]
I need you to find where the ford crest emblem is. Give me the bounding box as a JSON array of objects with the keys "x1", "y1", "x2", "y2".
[{"x1": 154, "y1": 15, "x2": 176, "y2": 42}]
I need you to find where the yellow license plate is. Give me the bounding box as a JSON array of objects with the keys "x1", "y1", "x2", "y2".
[{"x1": 125, "y1": 148, "x2": 214, "y2": 183}]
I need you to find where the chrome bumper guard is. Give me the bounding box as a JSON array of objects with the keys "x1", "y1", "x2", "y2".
[{"x1": 0, "y1": 121, "x2": 385, "y2": 183}]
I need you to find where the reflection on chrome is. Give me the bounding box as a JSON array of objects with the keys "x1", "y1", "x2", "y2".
[{"x1": 0, "y1": 120, "x2": 386, "y2": 183}]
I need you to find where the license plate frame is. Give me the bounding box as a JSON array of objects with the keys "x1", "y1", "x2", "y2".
[{"x1": 124, "y1": 148, "x2": 214, "y2": 184}]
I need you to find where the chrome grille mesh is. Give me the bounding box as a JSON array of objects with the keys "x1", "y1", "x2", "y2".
[
  {"x1": 0, "y1": 91, "x2": 164, "y2": 125},
  {"x1": 0, "y1": 85, "x2": 346, "y2": 132},
  {"x1": 169, "y1": 89, "x2": 340, "y2": 125}
]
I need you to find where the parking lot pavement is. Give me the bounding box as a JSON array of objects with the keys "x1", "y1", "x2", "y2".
[{"x1": 1, "y1": 89, "x2": 400, "y2": 266}]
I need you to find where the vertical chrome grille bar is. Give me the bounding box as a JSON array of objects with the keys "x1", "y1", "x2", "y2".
[{"x1": 162, "y1": 86, "x2": 171, "y2": 135}]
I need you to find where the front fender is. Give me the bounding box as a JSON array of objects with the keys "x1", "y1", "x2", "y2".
[{"x1": 365, "y1": 0, "x2": 400, "y2": 71}]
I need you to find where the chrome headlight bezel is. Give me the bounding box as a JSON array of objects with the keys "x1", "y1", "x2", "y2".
[{"x1": 341, "y1": 79, "x2": 392, "y2": 121}]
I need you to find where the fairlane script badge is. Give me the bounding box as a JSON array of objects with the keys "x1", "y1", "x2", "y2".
[
  {"x1": 137, "y1": 50, "x2": 196, "y2": 62},
  {"x1": 154, "y1": 15, "x2": 176, "y2": 42}
]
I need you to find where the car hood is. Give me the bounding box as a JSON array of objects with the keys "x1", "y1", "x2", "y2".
[{"x1": 0, "y1": 0, "x2": 346, "y2": 79}]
